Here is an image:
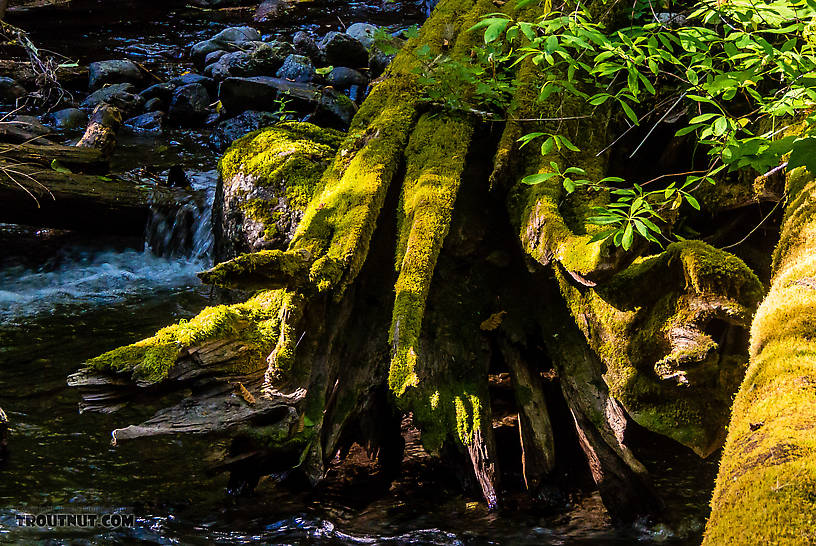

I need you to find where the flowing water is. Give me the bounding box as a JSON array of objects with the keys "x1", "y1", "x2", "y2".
[{"x1": 0, "y1": 3, "x2": 716, "y2": 544}]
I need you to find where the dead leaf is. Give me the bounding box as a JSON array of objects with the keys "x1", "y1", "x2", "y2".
[
  {"x1": 236, "y1": 382, "x2": 256, "y2": 405},
  {"x1": 480, "y1": 311, "x2": 507, "y2": 331}
]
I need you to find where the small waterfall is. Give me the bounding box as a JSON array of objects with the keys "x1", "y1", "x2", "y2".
[{"x1": 144, "y1": 198, "x2": 213, "y2": 260}]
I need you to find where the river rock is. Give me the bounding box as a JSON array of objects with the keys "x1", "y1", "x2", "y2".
[
  {"x1": 293, "y1": 31, "x2": 321, "y2": 62},
  {"x1": 214, "y1": 121, "x2": 344, "y2": 260},
  {"x1": 345, "y1": 23, "x2": 379, "y2": 49},
  {"x1": 81, "y1": 83, "x2": 144, "y2": 115},
  {"x1": 143, "y1": 97, "x2": 164, "y2": 112},
  {"x1": 318, "y1": 32, "x2": 368, "y2": 68},
  {"x1": 275, "y1": 54, "x2": 315, "y2": 83},
  {"x1": 204, "y1": 50, "x2": 227, "y2": 66},
  {"x1": 171, "y1": 73, "x2": 216, "y2": 93},
  {"x1": 209, "y1": 110, "x2": 280, "y2": 152},
  {"x1": 140, "y1": 82, "x2": 175, "y2": 101},
  {"x1": 88, "y1": 59, "x2": 143, "y2": 91},
  {"x1": 47, "y1": 108, "x2": 88, "y2": 131},
  {"x1": 125, "y1": 111, "x2": 165, "y2": 134},
  {"x1": 209, "y1": 41, "x2": 293, "y2": 81},
  {"x1": 369, "y1": 48, "x2": 396, "y2": 78},
  {"x1": 326, "y1": 67, "x2": 367, "y2": 89},
  {"x1": 219, "y1": 76, "x2": 357, "y2": 126},
  {"x1": 190, "y1": 26, "x2": 262, "y2": 66},
  {"x1": 168, "y1": 83, "x2": 211, "y2": 126},
  {"x1": 0, "y1": 77, "x2": 25, "y2": 103}
]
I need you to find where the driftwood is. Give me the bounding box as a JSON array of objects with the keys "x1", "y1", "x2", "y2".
[
  {"x1": 76, "y1": 104, "x2": 121, "y2": 159},
  {"x1": 0, "y1": 139, "x2": 107, "y2": 172}
]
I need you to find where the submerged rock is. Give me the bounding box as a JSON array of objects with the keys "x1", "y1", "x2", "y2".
[
  {"x1": 88, "y1": 59, "x2": 142, "y2": 91},
  {"x1": 214, "y1": 121, "x2": 344, "y2": 260}
]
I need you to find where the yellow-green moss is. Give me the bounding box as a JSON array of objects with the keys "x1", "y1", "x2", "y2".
[
  {"x1": 197, "y1": 248, "x2": 311, "y2": 290},
  {"x1": 557, "y1": 241, "x2": 763, "y2": 456},
  {"x1": 704, "y1": 167, "x2": 816, "y2": 544},
  {"x1": 388, "y1": 113, "x2": 474, "y2": 397},
  {"x1": 87, "y1": 289, "x2": 294, "y2": 384},
  {"x1": 218, "y1": 121, "x2": 344, "y2": 247}
]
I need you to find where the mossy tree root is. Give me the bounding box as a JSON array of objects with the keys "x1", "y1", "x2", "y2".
[{"x1": 704, "y1": 166, "x2": 816, "y2": 545}]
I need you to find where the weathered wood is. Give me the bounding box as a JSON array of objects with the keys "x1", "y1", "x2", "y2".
[
  {"x1": 502, "y1": 341, "x2": 556, "y2": 492},
  {"x1": 547, "y1": 314, "x2": 662, "y2": 523},
  {"x1": 76, "y1": 103, "x2": 121, "y2": 159},
  {"x1": 0, "y1": 160, "x2": 203, "y2": 235},
  {"x1": 0, "y1": 140, "x2": 107, "y2": 172}
]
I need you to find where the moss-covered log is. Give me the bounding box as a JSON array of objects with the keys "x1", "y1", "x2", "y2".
[{"x1": 703, "y1": 166, "x2": 816, "y2": 544}]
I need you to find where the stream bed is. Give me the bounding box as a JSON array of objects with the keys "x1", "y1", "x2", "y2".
[{"x1": 0, "y1": 2, "x2": 717, "y2": 544}]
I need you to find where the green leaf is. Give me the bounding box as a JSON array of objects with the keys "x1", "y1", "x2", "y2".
[
  {"x1": 541, "y1": 136, "x2": 555, "y2": 155},
  {"x1": 588, "y1": 228, "x2": 619, "y2": 243},
  {"x1": 315, "y1": 66, "x2": 334, "y2": 75},
  {"x1": 788, "y1": 136, "x2": 816, "y2": 173},
  {"x1": 50, "y1": 159, "x2": 72, "y2": 174},
  {"x1": 521, "y1": 172, "x2": 558, "y2": 185},
  {"x1": 684, "y1": 193, "x2": 700, "y2": 210},
  {"x1": 619, "y1": 100, "x2": 639, "y2": 124},
  {"x1": 622, "y1": 223, "x2": 634, "y2": 250}
]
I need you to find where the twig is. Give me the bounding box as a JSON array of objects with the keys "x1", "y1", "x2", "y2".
[{"x1": 720, "y1": 198, "x2": 784, "y2": 250}]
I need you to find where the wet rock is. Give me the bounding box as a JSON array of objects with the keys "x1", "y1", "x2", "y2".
[
  {"x1": 318, "y1": 32, "x2": 368, "y2": 68},
  {"x1": 190, "y1": 26, "x2": 262, "y2": 67},
  {"x1": 81, "y1": 83, "x2": 145, "y2": 115},
  {"x1": 11, "y1": 115, "x2": 52, "y2": 137},
  {"x1": 125, "y1": 111, "x2": 165, "y2": 134},
  {"x1": 47, "y1": 108, "x2": 88, "y2": 131},
  {"x1": 348, "y1": 84, "x2": 364, "y2": 103},
  {"x1": 0, "y1": 77, "x2": 25, "y2": 103},
  {"x1": 293, "y1": 31, "x2": 321, "y2": 62},
  {"x1": 204, "y1": 50, "x2": 227, "y2": 66},
  {"x1": 143, "y1": 97, "x2": 164, "y2": 112},
  {"x1": 210, "y1": 42, "x2": 293, "y2": 81},
  {"x1": 219, "y1": 76, "x2": 357, "y2": 126},
  {"x1": 170, "y1": 73, "x2": 216, "y2": 93},
  {"x1": 369, "y1": 48, "x2": 396, "y2": 78},
  {"x1": 275, "y1": 54, "x2": 315, "y2": 83},
  {"x1": 88, "y1": 59, "x2": 143, "y2": 91},
  {"x1": 209, "y1": 110, "x2": 280, "y2": 152},
  {"x1": 167, "y1": 165, "x2": 190, "y2": 188},
  {"x1": 140, "y1": 82, "x2": 175, "y2": 102},
  {"x1": 168, "y1": 83, "x2": 211, "y2": 126},
  {"x1": 326, "y1": 66, "x2": 367, "y2": 89},
  {"x1": 345, "y1": 22, "x2": 379, "y2": 49}
]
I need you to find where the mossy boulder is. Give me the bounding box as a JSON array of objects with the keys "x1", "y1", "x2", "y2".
[{"x1": 213, "y1": 121, "x2": 345, "y2": 262}]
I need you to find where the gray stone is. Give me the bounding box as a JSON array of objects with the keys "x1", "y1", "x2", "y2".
[
  {"x1": 204, "y1": 50, "x2": 227, "y2": 66},
  {"x1": 209, "y1": 41, "x2": 293, "y2": 81},
  {"x1": 140, "y1": 82, "x2": 175, "y2": 101},
  {"x1": 293, "y1": 31, "x2": 321, "y2": 62},
  {"x1": 170, "y1": 73, "x2": 216, "y2": 92},
  {"x1": 275, "y1": 54, "x2": 315, "y2": 83},
  {"x1": 318, "y1": 32, "x2": 368, "y2": 68},
  {"x1": 345, "y1": 23, "x2": 379, "y2": 49},
  {"x1": 88, "y1": 60, "x2": 142, "y2": 91},
  {"x1": 144, "y1": 97, "x2": 164, "y2": 112}
]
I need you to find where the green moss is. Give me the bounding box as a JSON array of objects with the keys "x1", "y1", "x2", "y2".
[
  {"x1": 197, "y1": 248, "x2": 311, "y2": 290},
  {"x1": 388, "y1": 113, "x2": 474, "y2": 398},
  {"x1": 86, "y1": 290, "x2": 294, "y2": 384},
  {"x1": 218, "y1": 121, "x2": 344, "y2": 248},
  {"x1": 556, "y1": 241, "x2": 763, "y2": 456},
  {"x1": 705, "y1": 167, "x2": 816, "y2": 544}
]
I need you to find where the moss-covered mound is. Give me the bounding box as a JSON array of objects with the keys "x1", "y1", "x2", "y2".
[{"x1": 215, "y1": 121, "x2": 345, "y2": 260}]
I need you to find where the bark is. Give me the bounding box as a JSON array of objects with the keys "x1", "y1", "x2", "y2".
[
  {"x1": 704, "y1": 166, "x2": 816, "y2": 544},
  {"x1": 0, "y1": 139, "x2": 107, "y2": 172}
]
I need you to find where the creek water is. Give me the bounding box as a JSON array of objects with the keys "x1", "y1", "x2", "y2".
[{"x1": 0, "y1": 3, "x2": 716, "y2": 544}]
